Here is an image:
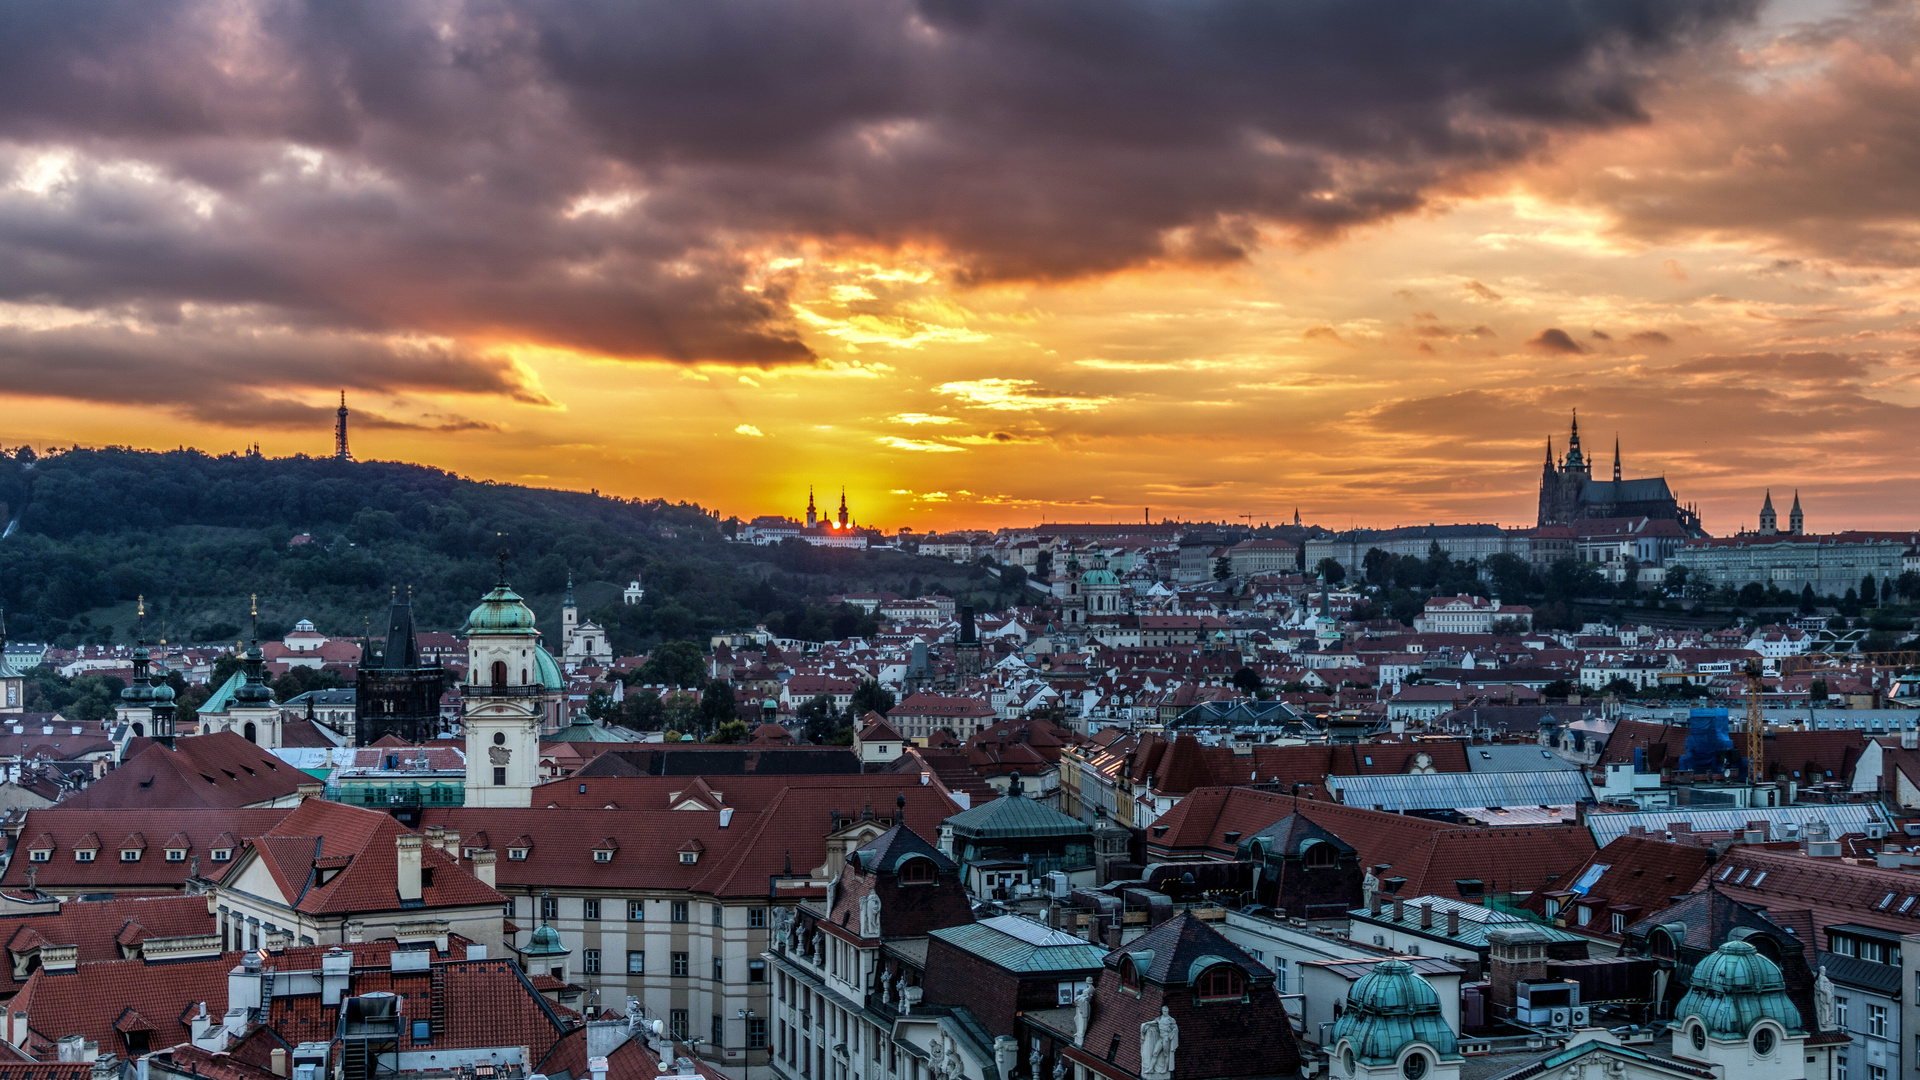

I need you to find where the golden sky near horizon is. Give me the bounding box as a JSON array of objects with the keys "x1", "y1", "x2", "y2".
[{"x1": 2, "y1": 0, "x2": 1918, "y2": 534}]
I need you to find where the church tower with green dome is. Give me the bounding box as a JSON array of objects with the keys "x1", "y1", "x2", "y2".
[
  {"x1": 1329, "y1": 960, "x2": 1462, "y2": 1080},
  {"x1": 1671, "y1": 940, "x2": 1808, "y2": 1080},
  {"x1": 461, "y1": 571, "x2": 561, "y2": 807}
]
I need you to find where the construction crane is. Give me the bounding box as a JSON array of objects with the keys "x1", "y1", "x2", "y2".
[{"x1": 1742, "y1": 659, "x2": 1766, "y2": 783}]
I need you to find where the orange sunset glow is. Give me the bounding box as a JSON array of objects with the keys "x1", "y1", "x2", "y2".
[{"x1": 2, "y1": 0, "x2": 1917, "y2": 533}]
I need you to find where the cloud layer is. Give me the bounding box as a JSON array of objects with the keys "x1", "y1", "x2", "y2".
[{"x1": 0, "y1": 0, "x2": 1761, "y2": 421}]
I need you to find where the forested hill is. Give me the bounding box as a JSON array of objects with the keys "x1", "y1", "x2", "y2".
[{"x1": 0, "y1": 446, "x2": 1007, "y2": 652}]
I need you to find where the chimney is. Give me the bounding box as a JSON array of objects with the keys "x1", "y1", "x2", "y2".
[
  {"x1": 296, "y1": 782, "x2": 323, "y2": 801},
  {"x1": 270, "y1": 1049, "x2": 288, "y2": 1077},
  {"x1": 471, "y1": 849, "x2": 497, "y2": 888},
  {"x1": 1447, "y1": 909, "x2": 1460, "y2": 937},
  {"x1": 1420, "y1": 903, "x2": 1433, "y2": 930},
  {"x1": 396, "y1": 834, "x2": 424, "y2": 903},
  {"x1": 229, "y1": 954, "x2": 264, "y2": 1017},
  {"x1": 423, "y1": 825, "x2": 445, "y2": 852},
  {"x1": 1370, "y1": 892, "x2": 1385, "y2": 917},
  {"x1": 442, "y1": 829, "x2": 461, "y2": 857},
  {"x1": 1392, "y1": 897, "x2": 1404, "y2": 923}
]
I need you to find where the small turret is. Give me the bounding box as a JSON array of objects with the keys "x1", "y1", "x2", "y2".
[{"x1": 1758, "y1": 490, "x2": 1778, "y2": 536}]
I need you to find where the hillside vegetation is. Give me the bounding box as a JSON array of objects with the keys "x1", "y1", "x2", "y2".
[{"x1": 0, "y1": 446, "x2": 1011, "y2": 652}]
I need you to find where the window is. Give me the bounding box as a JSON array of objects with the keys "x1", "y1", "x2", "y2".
[
  {"x1": 508, "y1": 847, "x2": 528, "y2": 861},
  {"x1": 713, "y1": 904, "x2": 724, "y2": 926},
  {"x1": 1870, "y1": 1004, "x2": 1887, "y2": 1037},
  {"x1": 412, "y1": 1020, "x2": 431, "y2": 1043},
  {"x1": 679, "y1": 851, "x2": 697, "y2": 865},
  {"x1": 165, "y1": 849, "x2": 186, "y2": 862},
  {"x1": 594, "y1": 849, "x2": 613, "y2": 863},
  {"x1": 494, "y1": 767, "x2": 507, "y2": 786},
  {"x1": 1869, "y1": 1067, "x2": 1886, "y2": 1080},
  {"x1": 714, "y1": 957, "x2": 724, "y2": 981},
  {"x1": 1057, "y1": 981, "x2": 1081, "y2": 1006},
  {"x1": 28, "y1": 850, "x2": 48, "y2": 863},
  {"x1": 748, "y1": 1017, "x2": 767, "y2": 1050},
  {"x1": 672, "y1": 901, "x2": 689, "y2": 922},
  {"x1": 1403, "y1": 1053, "x2": 1428, "y2": 1080},
  {"x1": 1302, "y1": 842, "x2": 1337, "y2": 868},
  {"x1": 584, "y1": 949, "x2": 601, "y2": 975},
  {"x1": 713, "y1": 1014, "x2": 724, "y2": 1048},
  {"x1": 750, "y1": 907, "x2": 767, "y2": 928},
  {"x1": 1837, "y1": 995, "x2": 1850, "y2": 1028},
  {"x1": 120, "y1": 849, "x2": 141, "y2": 862},
  {"x1": 1837, "y1": 1054, "x2": 1848, "y2": 1080},
  {"x1": 1754, "y1": 1028, "x2": 1774, "y2": 1056},
  {"x1": 1611, "y1": 913, "x2": 1625, "y2": 935},
  {"x1": 630, "y1": 900, "x2": 646, "y2": 921},
  {"x1": 584, "y1": 899, "x2": 600, "y2": 921},
  {"x1": 898, "y1": 857, "x2": 937, "y2": 885},
  {"x1": 1196, "y1": 964, "x2": 1246, "y2": 1001},
  {"x1": 75, "y1": 849, "x2": 94, "y2": 862},
  {"x1": 541, "y1": 895, "x2": 558, "y2": 921},
  {"x1": 672, "y1": 952, "x2": 689, "y2": 977},
  {"x1": 670, "y1": 1010, "x2": 688, "y2": 1041},
  {"x1": 749, "y1": 959, "x2": 766, "y2": 983},
  {"x1": 628, "y1": 951, "x2": 645, "y2": 974}
]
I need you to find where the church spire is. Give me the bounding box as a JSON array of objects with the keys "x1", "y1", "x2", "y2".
[
  {"x1": 1544, "y1": 436, "x2": 1554, "y2": 469},
  {"x1": 1613, "y1": 434, "x2": 1621, "y2": 483},
  {"x1": 1790, "y1": 490, "x2": 1804, "y2": 535},
  {"x1": 806, "y1": 485, "x2": 817, "y2": 528},
  {"x1": 1758, "y1": 489, "x2": 1778, "y2": 535}
]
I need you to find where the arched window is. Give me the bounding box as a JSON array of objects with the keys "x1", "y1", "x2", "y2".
[
  {"x1": 1195, "y1": 964, "x2": 1245, "y2": 1002},
  {"x1": 1302, "y1": 841, "x2": 1337, "y2": 869},
  {"x1": 132, "y1": 723, "x2": 145, "y2": 738},
  {"x1": 1650, "y1": 928, "x2": 1676, "y2": 960},
  {"x1": 491, "y1": 661, "x2": 508, "y2": 687},
  {"x1": 898, "y1": 858, "x2": 937, "y2": 885},
  {"x1": 243, "y1": 722, "x2": 257, "y2": 744},
  {"x1": 1120, "y1": 959, "x2": 1141, "y2": 993},
  {"x1": 521, "y1": 668, "x2": 529, "y2": 685}
]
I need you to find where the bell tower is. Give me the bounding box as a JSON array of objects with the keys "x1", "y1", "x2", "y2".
[{"x1": 462, "y1": 568, "x2": 542, "y2": 808}]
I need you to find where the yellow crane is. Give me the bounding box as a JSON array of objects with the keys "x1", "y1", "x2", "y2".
[{"x1": 1742, "y1": 659, "x2": 1765, "y2": 782}]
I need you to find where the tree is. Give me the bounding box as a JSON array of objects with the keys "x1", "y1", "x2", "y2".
[
  {"x1": 1213, "y1": 556, "x2": 1232, "y2": 581},
  {"x1": 1897, "y1": 571, "x2": 1920, "y2": 602},
  {"x1": 798, "y1": 694, "x2": 841, "y2": 745},
  {"x1": 706, "y1": 719, "x2": 749, "y2": 744},
  {"x1": 1663, "y1": 564, "x2": 1689, "y2": 597},
  {"x1": 637, "y1": 641, "x2": 706, "y2": 688},
  {"x1": 1314, "y1": 558, "x2": 1346, "y2": 585},
  {"x1": 1799, "y1": 584, "x2": 1817, "y2": 614},
  {"x1": 1484, "y1": 552, "x2": 1532, "y2": 602},
  {"x1": 661, "y1": 690, "x2": 702, "y2": 735},
  {"x1": 699, "y1": 679, "x2": 737, "y2": 732},
  {"x1": 208, "y1": 651, "x2": 243, "y2": 691},
  {"x1": 1738, "y1": 582, "x2": 1766, "y2": 607},
  {"x1": 1033, "y1": 551, "x2": 1052, "y2": 581},
  {"x1": 584, "y1": 688, "x2": 616, "y2": 724},
  {"x1": 1231, "y1": 666, "x2": 1263, "y2": 696},
  {"x1": 1542, "y1": 679, "x2": 1576, "y2": 701},
  {"x1": 1862, "y1": 575, "x2": 1878, "y2": 605},
  {"x1": 1362, "y1": 548, "x2": 1398, "y2": 587},
  {"x1": 1810, "y1": 679, "x2": 1828, "y2": 703},
  {"x1": 622, "y1": 688, "x2": 665, "y2": 730},
  {"x1": 848, "y1": 679, "x2": 896, "y2": 719}
]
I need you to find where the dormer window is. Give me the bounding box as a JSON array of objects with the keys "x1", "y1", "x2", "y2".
[
  {"x1": 597, "y1": 849, "x2": 615, "y2": 863},
  {"x1": 898, "y1": 857, "x2": 937, "y2": 885},
  {"x1": 120, "y1": 849, "x2": 142, "y2": 862},
  {"x1": 679, "y1": 851, "x2": 697, "y2": 865},
  {"x1": 28, "y1": 850, "x2": 49, "y2": 863},
  {"x1": 211, "y1": 848, "x2": 232, "y2": 862},
  {"x1": 1120, "y1": 958, "x2": 1141, "y2": 994},
  {"x1": 166, "y1": 849, "x2": 187, "y2": 862},
  {"x1": 1195, "y1": 964, "x2": 1246, "y2": 1002},
  {"x1": 508, "y1": 848, "x2": 529, "y2": 861},
  {"x1": 76, "y1": 849, "x2": 95, "y2": 862}
]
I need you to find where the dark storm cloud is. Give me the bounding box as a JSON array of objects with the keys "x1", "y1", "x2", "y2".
[{"x1": 0, "y1": 0, "x2": 1758, "y2": 407}]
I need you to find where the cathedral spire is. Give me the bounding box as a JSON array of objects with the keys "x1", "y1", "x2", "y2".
[
  {"x1": 1758, "y1": 489, "x2": 1778, "y2": 535},
  {"x1": 1544, "y1": 436, "x2": 1554, "y2": 469},
  {"x1": 1613, "y1": 434, "x2": 1621, "y2": 483},
  {"x1": 1790, "y1": 490, "x2": 1803, "y2": 535}
]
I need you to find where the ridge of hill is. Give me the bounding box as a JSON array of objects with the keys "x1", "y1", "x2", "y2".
[{"x1": 0, "y1": 445, "x2": 1010, "y2": 652}]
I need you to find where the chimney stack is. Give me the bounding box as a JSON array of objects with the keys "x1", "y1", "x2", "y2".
[
  {"x1": 1392, "y1": 896, "x2": 1404, "y2": 923},
  {"x1": 471, "y1": 848, "x2": 498, "y2": 888},
  {"x1": 1420, "y1": 903, "x2": 1433, "y2": 930},
  {"x1": 442, "y1": 829, "x2": 461, "y2": 857},
  {"x1": 1447, "y1": 908, "x2": 1460, "y2": 937},
  {"x1": 1370, "y1": 892, "x2": 1385, "y2": 917},
  {"x1": 396, "y1": 834, "x2": 424, "y2": 902}
]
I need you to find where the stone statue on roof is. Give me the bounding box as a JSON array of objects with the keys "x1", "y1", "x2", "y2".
[
  {"x1": 860, "y1": 891, "x2": 882, "y2": 937},
  {"x1": 1815, "y1": 965, "x2": 1836, "y2": 1030},
  {"x1": 1138, "y1": 1006, "x2": 1177, "y2": 1080}
]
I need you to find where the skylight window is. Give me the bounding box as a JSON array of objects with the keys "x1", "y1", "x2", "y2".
[
  {"x1": 1900, "y1": 896, "x2": 1915, "y2": 914},
  {"x1": 1570, "y1": 864, "x2": 1610, "y2": 896},
  {"x1": 1750, "y1": 871, "x2": 1766, "y2": 887},
  {"x1": 1879, "y1": 892, "x2": 1895, "y2": 910},
  {"x1": 1719, "y1": 866, "x2": 1736, "y2": 881},
  {"x1": 1733, "y1": 869, "x2": 1749, "y2": 884}
]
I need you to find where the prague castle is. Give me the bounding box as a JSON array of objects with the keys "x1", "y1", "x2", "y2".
[{"x1": 1537, "y1": 412, "x2": 1704, "y2": 536}]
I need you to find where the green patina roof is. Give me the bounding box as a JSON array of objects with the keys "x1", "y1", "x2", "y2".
[
  {"x1": 1332, "y1": 960, "x2": 1461, "y2": 1066},
  {"x1": 946, "y1": 787, "x2": 1093, "y2": 841},
  {"x1": 533, "y1": 644, "x2": 564, "y2": 691},
  {"x1": 522, "y1": 922, "x2": 570, "y2": 958},
  {"x1": 1674, "y1": 940, "x2": 1803, "y2": 1039},
  {"x1": 930, "y1": 915, "x2": 1108, "y2": 974},
  {"x1": 467, "y1": 584, "x2": 538, "y2": 634},
  {"x1": 199, "y1": 671, "x2": 246, "y2": 715},
  {"x1": 548, "y1": 719, "x2": 627, "y2": 742}
]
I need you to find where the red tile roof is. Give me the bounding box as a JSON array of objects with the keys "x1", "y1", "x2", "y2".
[
  {"x1": 0, "y1": 894, "x2": 214, "y2": 973},
  {"x1": 61, "y1": 733, "x2": 305, "y2": 810},
  {"x1": 239, "y1": 799, "x2": 504, "y2": 915},
  {"x1": 0, "y1": 808, "x2": 293, "y2": 892}
]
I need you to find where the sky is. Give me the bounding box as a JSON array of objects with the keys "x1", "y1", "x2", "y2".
[{"x1": 2, "y1": 0, "x2": 1918, "y2": 534}]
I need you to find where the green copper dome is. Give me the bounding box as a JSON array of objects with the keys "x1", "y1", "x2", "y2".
[
  {"x1": 523, "y1": 922, "x2": 570, "y2": 958},
  {"x1": 532, "y1": 644, "x2": 564, "y2": 691},
  {"x1": 1332, "y1": 961, "x2": 1461, "y2": 1066},
  {"x1": 1675, "y1": 941, "x2": 1803, "y2": 1040},
  {"x1": 467, "y1": 584, "x2": 537, "y2": 634}
]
